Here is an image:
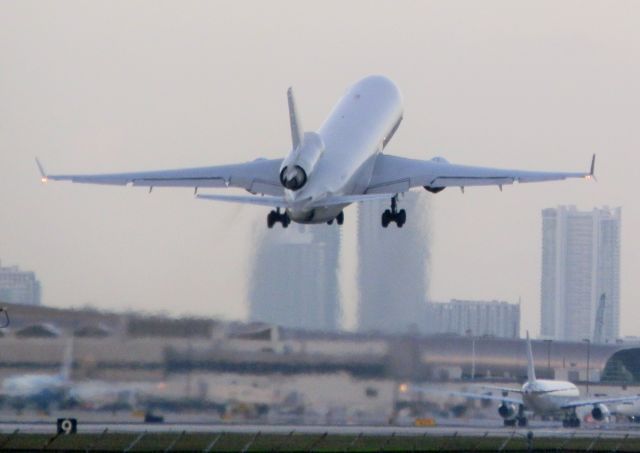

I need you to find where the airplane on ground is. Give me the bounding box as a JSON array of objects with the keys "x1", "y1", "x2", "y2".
[
  {"x1": 36, "y1": 75, "x2": 595, "y2": 229},
  {"x1": 0, "y1": 339, "x2": 161, "y2": 412},
  {"x1": 1, "y1": 339, "x2": 73, "y2": 411},
  {"x1": 401, "y1": 333, "x2": 639, "y2": 428}
]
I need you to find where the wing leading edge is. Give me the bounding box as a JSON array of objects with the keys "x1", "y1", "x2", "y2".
[
  {"x1": 366, "y1": 154, "x2": 595, "y2": 195},
  {"x1": 36, "y1": 158, "x2": 285, "y2": 197}
]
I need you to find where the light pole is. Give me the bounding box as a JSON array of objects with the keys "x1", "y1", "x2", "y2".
[
  {"x1": 582, "y1": 338, "x2": 591, "y2": 396},
  {"x1": 466, "y1": 329, "x2": 475, "y2": 380}
]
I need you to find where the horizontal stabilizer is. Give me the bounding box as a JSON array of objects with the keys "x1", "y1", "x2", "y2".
[{"x1": 196, "y1": 194, "x2": 289, "y2": 208}]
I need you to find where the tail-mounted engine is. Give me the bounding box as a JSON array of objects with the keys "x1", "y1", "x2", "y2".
[{"x1": 280, "y1": 132, "x2": 324, "y2": 191}]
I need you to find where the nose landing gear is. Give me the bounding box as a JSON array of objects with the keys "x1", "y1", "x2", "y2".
[
  {"x1": 267, "y1": 208, "x2": 291, "y2": 228},
  {"x1": 381, "y1": 196, "x2": 406, "y2": 228},
  {"x1": 327, "y1": 211, "x2": 344, "y2": 226}
]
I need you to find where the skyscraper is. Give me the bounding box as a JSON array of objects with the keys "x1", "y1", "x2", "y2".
[
  {"x1": 357, "y1": 192, "x2": 430, "y2": 333},
  {"x1": 540, "y1": 206, "x2": 621, "y2": 342},
  {"x1": 0, "y1": 261, "x2": 41, "y2": 306},
  {"x1": 249, "y1": 223, "x2": 341, "y2": 331},
  {"x1": 425, "y1": 299, "x2": 520, "y2": 339}
]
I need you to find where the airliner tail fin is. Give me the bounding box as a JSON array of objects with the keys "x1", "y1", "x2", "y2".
[
  {"x1": 526, "y1": 331, "x2": 537, "y2": 382},
  {"x1": 287, "y1": 87, "x2": 304, "y2": 149}
]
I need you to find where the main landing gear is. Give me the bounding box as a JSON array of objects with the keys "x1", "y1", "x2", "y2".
[
  {"x1": 267, "y1": 208, "x2": 290, "y2": 228},
  {"x1": 562, "y1": 413, "x2": 581, "y2": 428},
  {"x1": 327, "y1": 211, "x2": 344, "y2": 226},
  {"x1": 381, "y1": 196, "x2": 406, "y2": 228}
]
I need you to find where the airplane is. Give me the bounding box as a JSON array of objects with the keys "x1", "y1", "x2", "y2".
[
  {"x1": 0, "y1": 339, "x2": 163, "y2": 412},
  {"x1": 1, "y1": 339, "x2": 73, "y2": 411},
  {"x1": 400, "y1": 333, "x2": 640, "y2": 428},
  {"x1": 36, "y1": 75, "x2": 595, "y2": 229}
]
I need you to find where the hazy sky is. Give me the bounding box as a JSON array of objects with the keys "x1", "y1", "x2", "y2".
[{"x1": 1, "y1": 1, "x2": 638, "y2": 336}]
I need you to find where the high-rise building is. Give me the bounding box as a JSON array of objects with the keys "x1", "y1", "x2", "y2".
[
  {"x1": 249, "y1": 223, "x2": 341, "y2": 331},
  {"x1": 540, "y1": 206, "x2": 621, "y2": 342},
  {"x1": 357, "y1": 193, "x2": 430, "y2": 333},
  {"x1": 425, "y1": 299, "x2": 520, "y2": 338},
  {"x1": 0, "y1": 261, "x2": 41, "y2": 306}
]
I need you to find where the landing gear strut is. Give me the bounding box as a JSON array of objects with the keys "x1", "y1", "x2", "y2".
[
  {"x1": 381, "y1": 196, "x2": 406, "y2": 228},
  {"x1": 327, "y1": 211, "x2": 344, "y2": 226},
  {"x1": 267, "y1": 208, "x2": 291, "y2": 228}
]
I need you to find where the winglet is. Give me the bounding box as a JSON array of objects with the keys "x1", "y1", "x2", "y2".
[
  {"x1": 587, "y1": 154, "x2": 597, "y2": 181},
  {"x1": 35, "y1": 158, "x2": 48, "y2": 183},
  {"x1": 287, "y1": 87, "x2": 304, "y2": 150},
  {"x1": 525, "y1": 331, "x2": 537, "y2": 382}
]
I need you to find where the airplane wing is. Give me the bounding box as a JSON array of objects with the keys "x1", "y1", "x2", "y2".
[
  {"x1": 481, "y1": 385, "x2": 524, "y2": 395},
  {"x1": 444, "y1": 390, "x2": 523, "y2": 406},
  {"x1": 36, "y1": 158, "x2": 285, "y2": 197},
  {"x1": 402, "y1": 384, "x2": 523, "y2": 405},
  {"x1": 365, "y1": 154, "x2": 595, "y2": 194},
  {"x1": 561, "y1": 395, "x2": 640, "y2": 410}
]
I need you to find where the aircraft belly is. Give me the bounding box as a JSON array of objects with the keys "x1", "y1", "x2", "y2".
[
  {"x1": 288, "y1": 205, "x2": 346, "y2": 224},
  {"x1": 316, "y1": 76, "x2": 403, "y2": 196}
]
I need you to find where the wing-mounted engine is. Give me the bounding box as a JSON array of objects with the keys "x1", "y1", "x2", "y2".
[
  {"x1": 423, "y1": 156, "x2": 449, "y2": 194},
  {"x1": 591, "y1": 403, "x2": 610, "y2": 421},
  {"x1": 280, "y1": 132, "x2": 324, "y2": 191},
  {"x1": 498, "y1": 403, "x2": 517, "y2": 420}
]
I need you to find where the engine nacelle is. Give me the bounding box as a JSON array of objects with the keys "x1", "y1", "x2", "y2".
[
  {"x1": 498, "y1": 403, "x2": 517, "y2": 420},
  {"x1": 280, "y1": 132, "x2": 324, "y2": 191},
  {"x1": 591, "y1": 403, "x2": 610, "y2": 421},
  {"x1": 424, "y1": 186, "x2": 445, "y2": 194}
]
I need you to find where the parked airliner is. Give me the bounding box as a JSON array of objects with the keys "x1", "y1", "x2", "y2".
[
  {"x1": 401, "y1": 333, "x2": 638, "y2": 427},
  {"x1": 37, "y1": 75, "x2": 595, "y2": 228}
]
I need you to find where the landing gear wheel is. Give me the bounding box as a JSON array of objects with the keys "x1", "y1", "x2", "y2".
[
  {"x1": 336, "y1": 211, "x2": 344, "y2": 225},
  {"x1": 381, "y1": 210, "x2": 391, "y2": 228},
  {"x1": 267, "y1": 209, "x2": 291, "y2": 228},
  {"x1": 381, "y1": 197, "x2": 407, "y2": 228},
  {"x1": 327, "y1": 219, "x2": 334, "y2": 225},
  {"x1": 267, "y1": 211, "x2": 276, "y2": 229},
  {"x1": 397, "y1": 209, "x2": 406, "y2": 227},
  {"x1": 517, "y1": 416, "x2": 528, "y2": 427}
]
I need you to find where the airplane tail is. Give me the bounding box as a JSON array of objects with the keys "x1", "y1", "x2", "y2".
[
  {"x1": 287, "y1": 87, "x2": 304, "y2": 149},
  {"x1": 526, "y1": 331, "x2": 537, "y2": 382},
  {"x1": 59, "y1": 338, "x2": 74, "y2": 382}
]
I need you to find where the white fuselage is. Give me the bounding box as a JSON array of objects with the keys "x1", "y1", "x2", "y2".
[
  {"x1": 285, "y1": 75, "x2": 403, "y2": 223},
  {"x1": 522, "y1": 379, "x2": 580, "y2": 415}
]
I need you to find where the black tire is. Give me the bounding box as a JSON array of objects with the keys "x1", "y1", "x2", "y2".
[
  {"x1": 517, "y1": 417, "x2": 528, "y2": 427},
  {"x1": 327, "y1": 219, "x2": 334, "y2": 225},
  {"x1": 381, "y1": 210, "x2": 391, "y2": 228},
  {"x1": 267, "y1": 212, "x2": 276, "y2": 228},
  {"x1": 398, "y1": 209, "x2": 406, "y2": 225},
  {"x1": 337, "y1": 212, "x2": 344, "y2": 225}
]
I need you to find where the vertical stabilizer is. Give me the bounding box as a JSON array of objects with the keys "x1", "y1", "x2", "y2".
[
  {"x1": 526, "y1": 331, "x2": 537, "y2": 382},
  {"x1": 287, "y1": 87, "x2": 304, "y2": 149},
  {"x1": 59, "y1": 338, "x2": 74, "y2": 382}
]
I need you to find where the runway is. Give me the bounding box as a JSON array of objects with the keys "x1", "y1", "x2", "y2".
[{"x1": 2, "y1": 420, "x2": 640, "y2": 438}]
